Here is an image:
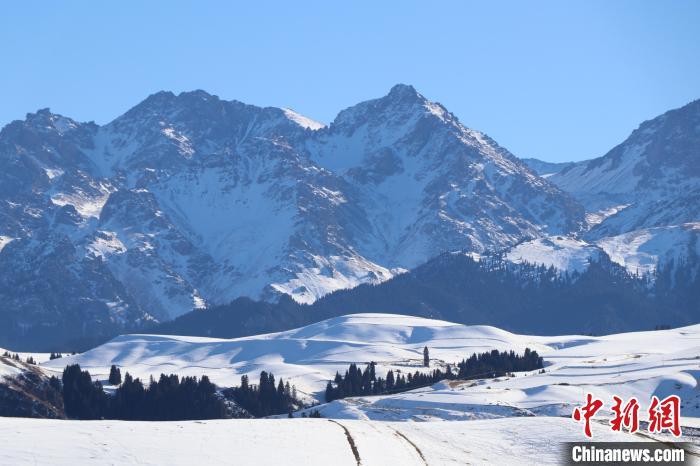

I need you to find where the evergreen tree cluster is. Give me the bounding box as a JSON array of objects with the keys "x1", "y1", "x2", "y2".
[
  {"x1": 325, "y1": 348, "x2": 543, "y2": 402},
  {"x1": 61, "y1": 364, "x2": 109, "y2": 419},
  {"x1": 2, "y1": 351, "x2": 21, "y2": 361},
  {"x1": 49, "y1": 352, "x2": 63, "y2": 360},
  {"x1": 223, "y1": 371, "x2": 300, "y2": 417},
  {"x1": 324, "y1": 362, "x2": 450, "y2": 402},
  {"x1": 456, "y1": 348, "x2": 543, "y2": 379},
  {"x1": 110, "y1": 372, "x2": 226, "y2": 420},
  {"x1": 60, "y1": 364, "x2": 226, "y2": 420}
]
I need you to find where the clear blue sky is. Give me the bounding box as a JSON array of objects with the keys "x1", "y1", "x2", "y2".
[{"x1": 1, "y1": 1, "x2": 698, "y2": 162}]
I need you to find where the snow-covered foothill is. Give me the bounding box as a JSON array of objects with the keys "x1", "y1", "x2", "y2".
[{"x1": 42, "y1": 313, "x2": 700, "y2": 425}]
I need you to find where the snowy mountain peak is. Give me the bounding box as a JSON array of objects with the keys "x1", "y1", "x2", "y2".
[
  {"x1": 328, "y1": 84, "x2": 444, "y2": 132},
  {"x1": 386, "y1": 83, "x2": 420, "y2": 99},
  {"x1": 20, "y1": 108, "x2": 82, "y2": 136}
]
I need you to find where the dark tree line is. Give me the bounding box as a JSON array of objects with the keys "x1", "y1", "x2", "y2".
[
  {"x1": 60, "y1": 364, "x2": 226, "y2": 420},
  {"x1": 223, "y1": 371, "x2": 301, "y2": 417},
  {"x1": 325, "y1": 348, "x2": 543, "y2": 402},
  {"x1": 455, "y1": 348, "x2": 543, "y2": 379}
]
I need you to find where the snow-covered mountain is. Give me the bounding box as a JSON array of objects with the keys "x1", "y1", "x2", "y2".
[
  {"x1": 2, "y1": 87, "x2": 698, "y2": 349},
  {"x1": 0, "y1": 85, "x2": 584, "y2": 346},
  {"x1": 508, "y1": 100, "x2": 700, "y2": 278},
  {"x1": 550, "y1": 99, "x2": 700, "y2": 238}
]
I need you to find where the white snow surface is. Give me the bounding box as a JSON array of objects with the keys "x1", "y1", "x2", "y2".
[
  {"x1": 501, "y1": 223, "x2": 699, "y2": 276},
  {"x1": 505, "y1": 236, "x2": 601, "y2": 273},
  {"x1": 282, "y1": 108, "x2": 326, "y2": 130},
  {"x1": 0, "y1": 355, "x2": 23, "y2": 378},
  {"x1": 0, "y1": 236, "x2": 14, "y2": 253},
  {"x1": 596, "y1": 223, "x2": 700, "y2": 276},
  {"x1": 0, "y1": 417, "x2": 660, "y2": 466}
]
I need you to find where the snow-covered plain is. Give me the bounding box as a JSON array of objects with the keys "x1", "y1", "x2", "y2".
[{"x1": 0, "y1": 417, "x2": 661, "y2": 466}]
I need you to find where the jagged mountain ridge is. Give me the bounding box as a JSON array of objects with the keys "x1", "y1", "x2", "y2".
[{"x1": 0, "y1": 85, "x2": 585, "y2": 347}]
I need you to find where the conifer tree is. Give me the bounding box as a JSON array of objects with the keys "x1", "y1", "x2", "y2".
[{"x1": 108, "y1": 365, "x2": 122, "y2": 385}]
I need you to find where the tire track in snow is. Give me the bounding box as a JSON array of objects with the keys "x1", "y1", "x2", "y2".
[
  {"x1": 328, "y1": 419, "x2": 362, "y2": 465},
  {"x1": 389, "y1": 427, "x2": 429, "y2": 466}
]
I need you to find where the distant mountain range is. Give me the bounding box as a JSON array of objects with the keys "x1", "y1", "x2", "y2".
[{"x1": 0, "y1": 87, "x2": 697, "y2": 349}]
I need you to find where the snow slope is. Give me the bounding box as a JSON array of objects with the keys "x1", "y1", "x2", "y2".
[
  {"x1": 0, "y1": 417, "x2": 658, "y2": 466},
  {"x1": 502, "y1": 222, "x2": 700, "y2": 276},
  {"x1": 505, "y1": 236, "x2": 601, "y2": 273},
  {"x1": 596, "y1": 223, "x2": 700, "y2": 276}
]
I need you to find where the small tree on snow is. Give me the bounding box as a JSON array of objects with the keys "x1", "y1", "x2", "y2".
[
  {"x1": 108, "y1": 365, "x2": 122, "y2": 385},
  {"x1": 423, "y1": 346, "x2": 430, "y2": 367}
]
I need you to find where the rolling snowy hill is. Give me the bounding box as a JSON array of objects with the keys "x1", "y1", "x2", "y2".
[
  {"x1": 42, "y1": 313, "x2": 700, "y2": 424},
  {"x1": 44, "y1": 314, "x2": 550, "y2": 399}
]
